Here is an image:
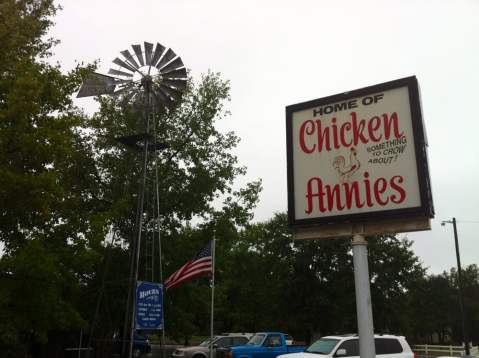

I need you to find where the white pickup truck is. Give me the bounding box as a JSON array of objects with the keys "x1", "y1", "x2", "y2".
[{"x1": 278, "y1": 334, "x2": 415, "y2": 358}]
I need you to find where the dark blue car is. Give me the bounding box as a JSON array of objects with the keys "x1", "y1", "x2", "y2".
[
  {"x1": 111, "y1": 332, "x2": 151, "y2": 357},
  {"x1": 133, "y1": 332, "x2": 151, "y2": 357}
]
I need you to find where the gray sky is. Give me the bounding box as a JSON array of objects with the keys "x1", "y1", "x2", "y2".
[{"x1": 50, "y1": 0, "x2": 479, "y2": 274}]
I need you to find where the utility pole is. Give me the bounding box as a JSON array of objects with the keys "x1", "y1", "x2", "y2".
[{"x1": 441, "y1": 218, "x2": 470, "y2": 356}]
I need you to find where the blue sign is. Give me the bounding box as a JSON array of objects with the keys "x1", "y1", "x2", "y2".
[{"x1": 135, "y1": 281, "x2": 163, "y2": 330}]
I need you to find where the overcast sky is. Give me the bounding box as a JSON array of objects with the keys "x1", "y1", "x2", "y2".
[{"x1": 49, "y1": 0, "x2": 479, "y2": 274}]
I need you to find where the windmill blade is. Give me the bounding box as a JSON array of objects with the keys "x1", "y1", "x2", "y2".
[
  {"x1": 105, "y1": 42, "x2": 186, "y2": 108},
  {"x1": 162, "y1": 79, "x2": 187, "y2": 91},
  {"x1": 159, "y1": 84, "x2": 182, "y2": 101},
  {"x1": 162, "y1": 67, "x2": 187, "y2": 79},
  {"x1": 113, "y1": 57, "x2": 138, "y2": 73},
  {"x1": 108, "y1": 68, "x2": 134, "y2": 77},
  {"x1": 150, "y1": 43, "x2": 165, "y2": 67},
  {"x1": 113, "y1": 82, "x2": 136, "y2": 96},
  {"x1": 159, "y1": 56, "x2": 184, "y2": 73},
  {"x1": 144, "y1": 42, "x2": 153, "y2": 65},
  {"x1": 114, "y1": 78, "x2": 133, "y2": 85},
  {"x1": 77, "y1": 72, "x2": 117, "y2": 98},
  {"x1": 132, "y1": 44, "x2": 145, "y2": 66},
  {"x1": 120, "y1": 49, "x2": 140, "y2": 69},
  {"x1": 156, "y1": 48, "x2": 176, "y2": 69}
]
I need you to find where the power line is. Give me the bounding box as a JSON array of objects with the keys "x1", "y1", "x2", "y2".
[{"x1": 441, "y1": 219, "x2": 479, "y2": 224}]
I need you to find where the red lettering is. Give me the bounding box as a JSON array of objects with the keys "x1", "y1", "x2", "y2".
[
  {"x1": 340, "y1": 122, "x2": 352, "y2": 147},
  {"x1": 298, "y1": 112, "x2": 404, "y2": 153},
  {"x1": 303, "y1": 174, "x2": 407, "y2": 214},
  {"x1": 343, "y1": 181, "x2": 364, "y2": 209},
  {"x1": 331, "y1": 118, "x2": 340, "y2": 149},
  {"x1": 373, "y1": 178, "x2": 389, "y2": 205},
  {"x1": 390, "y1": 175, "x2": 406, "y2": 203},
  {"x1": 363, "y1": 171, "x2": 374, "y2": 207},
  {"x1": 326, "y1": 184, "x2": 344, "y2": 211},
  {"x1": 299, "y1": 120, "x2": 316, "y2": 153},
  {"x1": 305, "y1": 177, "x2": 326, "y2": 213},
  {"x1": 315, "y1": 119, "x2": 331, "y2": 152},
  {"x1": 351, "y1": 112, "x2": 368, "y2": 145},
  {"x1": 368, "y1": 116, "x2": 382, "y2": 142},
  {"x1": 383, "y1": 112, "x2": 404, "y2": 139}
]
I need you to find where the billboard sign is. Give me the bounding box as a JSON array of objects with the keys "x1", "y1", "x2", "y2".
[
  {"x1": 286, "y1": 76, "x2": 434, "y2": 228},
  {"x1": 135, "y1": 281, "x2": 163, "y2": 330}
]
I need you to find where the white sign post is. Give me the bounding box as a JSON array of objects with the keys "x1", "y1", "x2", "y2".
[
  {"x1": 286, "y1": 76, "x2": 434, "y2": 358},
  {"x1": 352, "y1": 234, "x2": 376, "y2": 358}
]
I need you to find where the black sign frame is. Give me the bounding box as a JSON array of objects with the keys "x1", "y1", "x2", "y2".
[{"x1": 286, "y1": 76, "x2": 434, "y2": 228}]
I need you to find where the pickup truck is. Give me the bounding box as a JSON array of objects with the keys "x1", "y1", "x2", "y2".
[{"x1": 225, "y1": 332, "x2": 305, "y2": 358}]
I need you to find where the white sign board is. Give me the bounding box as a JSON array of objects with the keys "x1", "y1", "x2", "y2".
[{"x1": 286, "y1": 77, "x2": 433, "y2": 228}]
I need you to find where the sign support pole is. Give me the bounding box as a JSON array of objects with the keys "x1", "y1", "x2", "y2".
[{"x1": 352, "y1": 234, "x2": 376, "y2": 358}]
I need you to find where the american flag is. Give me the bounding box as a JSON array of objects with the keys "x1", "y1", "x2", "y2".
[{"x1": 164, "y1": 241, "x2": 213, "y2": 290}]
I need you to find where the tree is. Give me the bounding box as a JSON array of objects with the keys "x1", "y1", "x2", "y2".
[
  {"x1": 219, "y1": 214, "x2": 426, "y2": 343},
  {"x1": 409, "y1": 264, "x2": 479, "y2": 345},
  {"x1": 367, "y1": 235, "x2": 426, "y2": 336},
  {"x1": 0, "y1": 1, "x2": 109, "y2": 356},
  {"x1": 458, "y1": 264, "x2": 479, "y2": 345},
  {"x1": 408, "y1": 273, "x2": 456, "y2": 343}
]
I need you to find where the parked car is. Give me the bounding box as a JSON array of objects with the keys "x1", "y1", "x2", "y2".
[
  {"x1": 172, "y1": 333, "x2": 253, "y2": 358},
  {"x1": 225, "y1": 332, "x2": 305, "y2": 358},
  {"x1": 132, "y1": 333, "x2": 152, "y2": 358},
  {"x1": 285, "y1": 335, "x2": 294, "y2": 345},
  {"x1": 110, "y1": 332, "x2": 151, "y2": 358},
  {"x1": 278, "y1": 334, "x2": 415, "y2": 358}
]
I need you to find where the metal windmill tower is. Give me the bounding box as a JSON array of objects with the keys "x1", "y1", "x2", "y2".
[{"x1": 77, "y1": 41, "x2": 187, "y2": 358}]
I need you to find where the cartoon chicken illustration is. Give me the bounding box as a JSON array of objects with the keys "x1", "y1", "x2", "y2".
[{"x1": 332, "y1": 147, "x2": 361, "y2": 183}]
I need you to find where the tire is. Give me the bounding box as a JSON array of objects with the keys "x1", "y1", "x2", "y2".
[{"x1": 133, "y1": 348, "x2": 142, "y2": 358}]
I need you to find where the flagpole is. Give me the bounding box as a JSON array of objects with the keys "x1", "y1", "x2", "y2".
[{"x1": 209, "y1": 234, "x2": 216, "y2": 358}]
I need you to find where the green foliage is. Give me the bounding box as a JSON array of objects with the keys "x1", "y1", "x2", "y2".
[
  {"x1": 408, "y1": 264, "x2": 479, "y2": 344},
  {"x1": 170, "y1": 213, "x2": 427, "y2": 344},
  {"x1": 0, "y1": 240, "x2": 85, "y2": 343},
  {"x1": 0, "y1": 1, "x2": 107, "y2": 356},
  {"x1": 0, "y1": 0, "x2": 58, "y2": 64},
  {"x1": 368, "y1": 235, "x2": 426, "y2": 336}
]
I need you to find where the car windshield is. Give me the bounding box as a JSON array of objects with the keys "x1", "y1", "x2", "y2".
[
  {"x1": 199, "y1": 337, "x2": 219, "y2": 347},
  {"x1": 305, "y1": 338, "x2": 339, "y2": 354},
  {"x1": 248, "y1": 334, "x2": 266, "y2": 345}
]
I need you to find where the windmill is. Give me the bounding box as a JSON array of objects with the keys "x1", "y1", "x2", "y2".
[
  {"x1": 77, "y1": 42, "x2": 187, "y2": 358},
  {"x1": 77, "y1": 41, "x2": 186, "y2": 107}
]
